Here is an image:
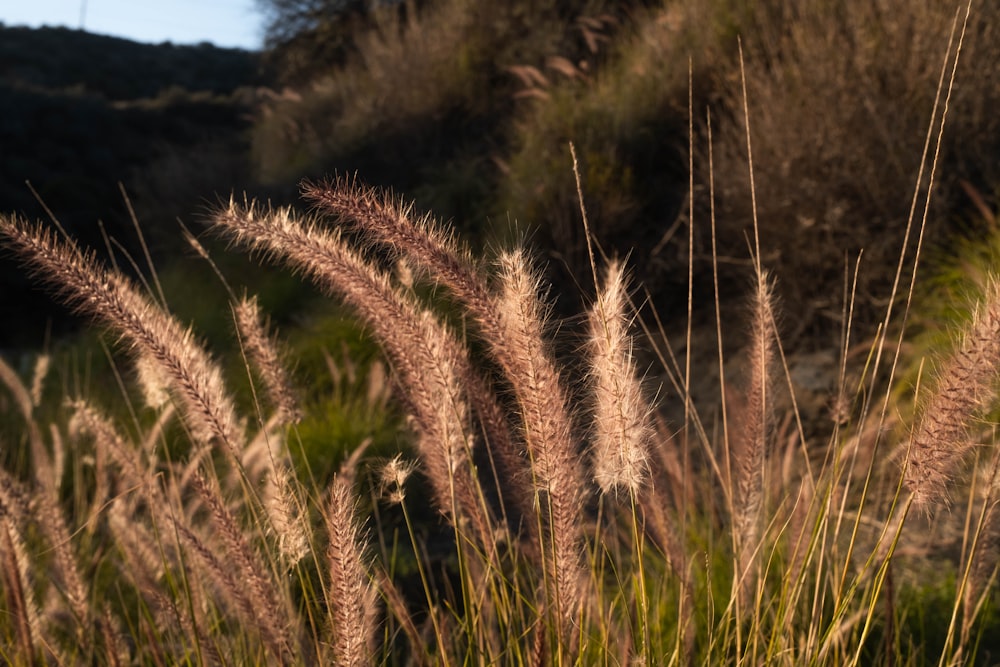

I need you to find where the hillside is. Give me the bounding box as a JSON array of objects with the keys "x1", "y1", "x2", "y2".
[
  {"x1": 249, "y1": 0, "x2": 1000, "y2": 346},
  {"x1": 0, "y1": 25, "x2": 261, "y2": 345},
  {"x1": 4, "y1": 1, "x2": 1000, "y2": 351}
]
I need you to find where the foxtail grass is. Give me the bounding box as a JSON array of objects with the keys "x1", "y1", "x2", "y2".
[
  {"x1": 2, "y1": 11, "x2": 999, "y2": 657},
  {"x1": 3, "y1": 166, "x2": 1000, "y2": 663}
]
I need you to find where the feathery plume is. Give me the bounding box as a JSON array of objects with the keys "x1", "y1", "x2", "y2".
[
  {"x1": 378, "y1": 454, "x2": 416, "y2": 505},
  {"x1": 0, "y1": 355, "x2": 52, "y2": 490},
  {"x1": 211, "y1": 200, "x2": 493, "y2": 548},
  {"x1": 494, "y1": 249, "x2": 586, "y2": 642},
  {"x1": 587, "y1": 260, "x2": 653, "y2": 496},
  {"x1": 0, "y1": 517, "x2": 37, "y2": 660},
  {"x1": 302, "y1": 176, "x2": 481, "y2": 307},
  {"x1": 325, "y1": 475, "x2": 379, "y2": 667},
  {"x1": 0, "y1": 215, "x2": 244, "y2": 451},
  {"x1": 264, "y1": 464, "x2": 311, "y2": 566},
  {"x1": 107, "y1": 499, "x2": 167, "y2": 584},
  {"x1": 0, "y1": 355, "x2": 34, "y2": 422},
  {"x1": 234, "y1": 295, "x2": 302, "y2": 424},
  {"x1": 905, "y1": 278, "x2": 1000, "y2": 508},
  {"x1": 303, "y1": 178, "x2": 532, "y2": 521},
  {"x1": 33, "y1": 488, "x2": 91, "y2": 639},
  {"x1": 240, "y1": 412, "x2": 289, "y2": 484},
  {"x1": 135, "y1": 353, "x2": 171, "y2": 410},
  {"x1": 170, "y1": 517, "x2": 273, "y2": 653},
  {"x1": 68, "y1": 400, "x2": 155, "y2": 506},
  {"x1": 731, "y1": 271, "x2": 776, "y2": 603},
  {"x1": 189, "y1": 472, "x2": 294, "y2": 660},
  {"x1": 30, "y1": 354, "x2": 49, "y2": 408},
  {"x1": 0, "y1": 474, "x2": 43, "y2": 657},
  {"x1": 49, "y1": 424, "x2": 65, "y2": 495}
]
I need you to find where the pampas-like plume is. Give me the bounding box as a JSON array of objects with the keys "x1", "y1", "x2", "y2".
[
  {"x1": 303, "y1": 177, "x2": 534, "y2": 523},
  {"x1": 68, "y1": 401, "x2": 141, "y2": 478},
  {"x1": 0, "y1": 517, "x2": 36, "y2": 659},
  {"x1": 0, "y1": 473, "x2": 43, "y2": 658},
  {"x1": 0, "y1": 216, "x2": 244, "y2": 451},
  {"x1": 30, "y1": 354, "x2": 49, "y2": 408},
  {"x1": 587, "y1": 260, "x2": 653, "y2": 496},
  {"x1": 0, "y1": 355, "x2": 52, "y2": 490},
  {"x1": 211, "y1": 200, "x2": 493, "y2": 549},
  {"x1": 302, "y1": 176, "x2": 482, "y2": 310},
  {"x1": 325, "y1": 475, "x2": 379, "y2": 667},
  {"x1": 264, "y1": 464, "x2": 311, "y2": 566},
  {"x1": 305, "y1": 180, "x2": 585, "y2": 615},
  {"x1": 135, "y1": 353, "x2": 172, "y2": 410},
  {"x1": 170, "y1": 517, "x2": 275, "y2": 655},
  {"x1": 234, "y1": 295, "x2": 302, "y2": 424},
  {"x1": 188, "y1": 472, "x2": 294, "y2": 660},
  {"x1": 36, "y1": 494, "x2": 90, "y2": 630},
  {"x1": 494, "y1": 249, "x2": 587, "y2": 642},
  {"x1": 905, "y1": 279, "x2": 1000, "y2": 508},
  {"x1": 732, "y1": 270, "x2": 776, "y2": 603}
]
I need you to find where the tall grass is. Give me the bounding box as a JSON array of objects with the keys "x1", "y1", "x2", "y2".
[{"x1": 3, "y1": 5, "x2": 1000, "y2": 664}]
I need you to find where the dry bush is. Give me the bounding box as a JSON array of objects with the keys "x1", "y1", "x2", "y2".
[
  {"x1": 498, "y1": 1, "x2": 726, "y2": 306},
  {"x1": 710, "y1": 0, "x2": 1000, "y2": 336},
  {"x1": 251, "y1": 0, "x2": 636, "y2": 235}
]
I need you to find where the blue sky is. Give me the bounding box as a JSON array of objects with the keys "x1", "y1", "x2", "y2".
[{"x1": 0, "y1": 0, "x2": 264, "y2": 50}]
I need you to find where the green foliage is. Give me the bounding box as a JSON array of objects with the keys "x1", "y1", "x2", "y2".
[{"x1": 284, "y1": 313, "x2": 403, "y2": 483}]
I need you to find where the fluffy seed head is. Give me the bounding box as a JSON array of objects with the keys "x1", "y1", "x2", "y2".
[
  {"x1": 587, "y1": 260, "x2": 653, "y2": 496},
  {"x1": 906, "y1": 279, "x2": 1000, "y2": 508}
]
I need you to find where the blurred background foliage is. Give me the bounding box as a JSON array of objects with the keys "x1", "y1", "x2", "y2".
[{"x1": 3, "y1": 0, "x2": 1000, "y2": 352}]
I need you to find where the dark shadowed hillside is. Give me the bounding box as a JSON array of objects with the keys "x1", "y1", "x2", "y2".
[
  {"x1": 0, "y1": 25, "x2": 261, "y2": 345},
  {"x1": 0, "y1": 24, "x2": 257, "y2": 99}
]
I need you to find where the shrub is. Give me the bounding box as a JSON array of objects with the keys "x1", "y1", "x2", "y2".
[
  {"x1": 709, "y1": 0, "x2": 1000, "y2": 336},
  {"x1": 251, "y1": 0, "x2": 638, "y2": 223}
]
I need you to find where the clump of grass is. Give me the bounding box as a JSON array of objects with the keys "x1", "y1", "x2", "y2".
[
  {"x1": 3, "y1": 8, "x2": 1000, "y2": 661},
  {"x1": 1, "y1": 161, "x2": 998, "y2": 662}
]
